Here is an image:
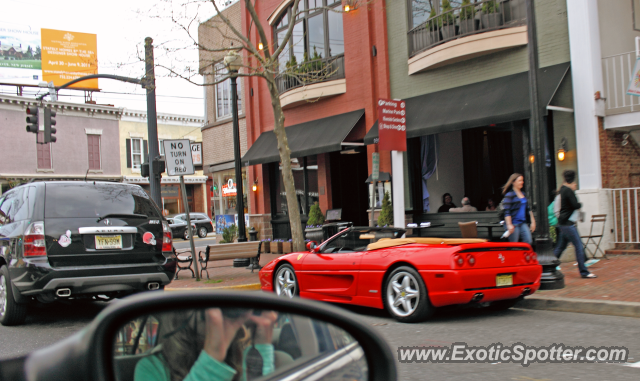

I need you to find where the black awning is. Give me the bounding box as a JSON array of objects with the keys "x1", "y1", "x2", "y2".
[
  {"x1": 242, "y1": 109, "x2": 364, "y2": 166},
  {"x1": 364, "y1": 63, "x2": 570, "y2": 144}
]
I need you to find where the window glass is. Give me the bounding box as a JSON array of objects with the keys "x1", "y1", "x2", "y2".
[
  {"x1": 45, "y1": 183, "x2": 161, "y2": 218},
  {"x1": 292, "y1": 22, "x2": 305, "y2": 65},
  {"x1": 0, "y1": 188, "x2": 29, "y2": 223},
  {"x1": 88, "y1": 135, "x2": 101, "y2": 170},
  {"x1": 327, "y1": 10, "x2": 344, "y2": 56},
  {"x1": 411, "y1": 0, "x2": 435, "y2": 29},
  {"x1": 131, "y1": 138, "x2": 142, "y2": 169},
  {"x1": 215, "y1": 63, "x2": 242, "y2": 119},
  {"x1": 277, "y1": 11, "x2": 289, "y2": 28},
  {"x1": 307, "y1": 13, "x2": 325, "y2": 59},
  {"x1": 275, "y1": 156, "x2": 318, "y2": 216},
  {"x1": 322, "y1": 229, "x2": 372, "y2": 253},
  {"x1": 159, "y1": 140, "x2": 164, "y2": 156},
  {"x1": 308, "y1": 0, "x2": 322, "y2": 12}
]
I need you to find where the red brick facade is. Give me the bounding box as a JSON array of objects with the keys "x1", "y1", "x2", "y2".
[
  {"x1": 599, "y1": 117, "x2": 640, "y2": 188},
  {"x1": 241, "y1": 0, "x2": 391, "y2": 216}
]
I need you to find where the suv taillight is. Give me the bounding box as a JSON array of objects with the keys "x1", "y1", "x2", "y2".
[
  {"x1": 24, "y1": 221, "x2": 46, "y2": 257},
  {"x1": 162, "y1": 221, "x2": 173, "y2": 252}
]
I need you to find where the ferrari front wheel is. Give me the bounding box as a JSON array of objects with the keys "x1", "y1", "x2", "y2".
[
  {"x1": 275, "y1": 265, "x2": 299, "y2": 298},
  {"x1": 383, "y1": 266, "x2": 433, "y2": 323}
]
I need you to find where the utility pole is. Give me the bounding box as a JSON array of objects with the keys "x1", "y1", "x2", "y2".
[
  {"x1": 143, "y1": 37, "x2": 162, "y2": 208},
  {"x1": 526, "y1": 0, "x2": 564, "y2": 289}
]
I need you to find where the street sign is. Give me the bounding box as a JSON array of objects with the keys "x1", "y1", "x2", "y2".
[
  {"x1": 163, "y1": 139, "x2": 195, "y2": 176},
  {"x1": 372, "y1": 152, "x2": 380, "y2": 181},
  {"x1": 628, "y1": 56, "x2": 640, "y2": 97},
  {"x1": 377, "y1": 98, "x2": 407, "y2": 151}
]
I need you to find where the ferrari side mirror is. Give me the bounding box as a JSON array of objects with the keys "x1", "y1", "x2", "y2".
[{"x1": 306, "y1": 241, "x2": 319, "y2": 253}]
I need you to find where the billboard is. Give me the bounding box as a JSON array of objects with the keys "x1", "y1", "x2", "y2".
[{"x1": 0, "y1": 23, "x2": 98, "y2": 89}]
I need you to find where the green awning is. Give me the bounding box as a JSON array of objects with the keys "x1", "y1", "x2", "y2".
[
  {"x1": 242, "y1": 109, "x2": 364, "y2": 166},
  {"x1": 364, "y1": 63, "x2": 570, "y2": 144}
]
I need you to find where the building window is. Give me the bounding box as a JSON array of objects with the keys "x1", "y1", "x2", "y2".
[
  {"x1": 274, "y1": 0, "x2": 344, "y2": 70},
  {"x1": 37, "y1": 134, "x2": 52, "y2": 169},
  {"x1": 131, "y1": 138, "x2": 142, "y2": 169},
  {"x1": 88, "y1": 135, "x2": 101, "y2": 170},
  {"x1": 409, "y1": 0, "x2": 436, "y2": 29},
  {"x1": 159, "y1": 139, "x2": 164, "y2": 156},
  {"x1": 215, "y1": 63, "x2": 242, "y2": 120}
]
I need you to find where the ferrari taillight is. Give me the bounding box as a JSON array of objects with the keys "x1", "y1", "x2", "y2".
[
  {"x1": 467, "y1": 254, "x2": 476, "y2": 266},
  {"x1": 454, "y1": 254, "x2": 464, "y2": 267},
  {"x1": 530, "y1": 252, "x2": 537, "y2": 263},
  {"x1": 162, "y1": 221, "x2": 173, "y2": 252},
  {"x1": 24, "y1": 221, "x2": 46, "y2": 257}
]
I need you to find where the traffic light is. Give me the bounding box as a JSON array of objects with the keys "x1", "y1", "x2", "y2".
[
  {"x1": 44, "y1": 107, "x2": 57, "y2": 143},
  {"x1": 141, "y1": 163, "x2": 150, "y2": 177},
  {"x1": 26, "y1": 106, "x2": 39, "y2": 134}
]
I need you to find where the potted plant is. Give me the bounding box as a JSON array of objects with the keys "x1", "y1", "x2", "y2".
[
  {"x1": 459, "y1": 0, "x2": 477, "y2": 34},
  {"x1": 424, "y1": 8, "x2": 440, "y2": 47},
  {"x1": 275, "y1": 239, "x2": 284, "y2": 254},
  {"x1": 283, "y1": 239, "x2": 293, "y2": 254},
  {"x1": 378, "y1": 191, "x2": 394, "y2": 227},
  {"x1": 481, "y1": 0, "x2": 503, "y2": 29},
  {"x1": 305, "y1": 202, "x2": 325, "y2": 242},
  {"x1": 261, "y1": 238, "x2": 271, "y2": 253},
  {"x1": 439, "y1": 0, "x2": 457, "y2": 40}
]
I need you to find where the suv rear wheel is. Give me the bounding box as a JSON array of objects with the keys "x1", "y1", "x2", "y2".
[
  {"x1": 198, "y1": 227, "x2": 208, "y2": 238},
  {"x1": 0, "y1": 265, "x2": 28, "y2": 326}
]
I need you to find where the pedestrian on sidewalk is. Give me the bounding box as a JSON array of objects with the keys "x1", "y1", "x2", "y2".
[
  {"x1": 554, "y1": 170, "x2": 596, "y2": 279},
  {"x1": 501, "y1": 173, "x2": 536, "y2": 244}
]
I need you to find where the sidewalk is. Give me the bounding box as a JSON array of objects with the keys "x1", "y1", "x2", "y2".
[{"x1": 165, "y1": 249, "x2": 640, "y2": 318}]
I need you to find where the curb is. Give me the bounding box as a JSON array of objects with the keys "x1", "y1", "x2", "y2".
[
  {"x1": 165, "y1": 283, "x2": 262, "y2": 292},
  {"x1": 516, "y1": 295, "x2": 640, "y2": 318}
]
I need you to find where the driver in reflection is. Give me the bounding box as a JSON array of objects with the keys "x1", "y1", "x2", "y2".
[{"x1": 135, "y1": 309, "x2": 278, "y2": 381}]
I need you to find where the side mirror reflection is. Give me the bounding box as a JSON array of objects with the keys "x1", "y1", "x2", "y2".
[
  {"x1": 306, "y1": 241, "x2": 319, "y2": 253},
  {"x1": 113, "y1": 307, "x2": 368, "y2": 381}
]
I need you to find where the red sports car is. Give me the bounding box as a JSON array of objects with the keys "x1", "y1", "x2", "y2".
[{"x1": 259, "y1": 227, "x2": 542, "y2": 322}]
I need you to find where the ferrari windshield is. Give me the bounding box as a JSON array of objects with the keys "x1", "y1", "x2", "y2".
[{"x1": 321, "y1": 227, "x2": 405, "y2": 253}]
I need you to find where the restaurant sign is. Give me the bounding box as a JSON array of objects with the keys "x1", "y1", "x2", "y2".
[{"x1": 377, "y1": 99, "x2": 407, "y2": 151}]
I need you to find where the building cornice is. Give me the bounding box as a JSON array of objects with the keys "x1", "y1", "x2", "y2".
[
  {"x1": 0, "y1": 94, "x2": 124, "y2": 119},
  {"x1": 121, "y1": 108, "x2": 205, "y2": 127}
]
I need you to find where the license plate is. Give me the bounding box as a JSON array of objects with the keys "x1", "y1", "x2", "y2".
[
  {"x1": 95, "y1": 235, "x2": 122, "y2": 250},
  {"x1": 496, "y1": 274, "x2": 513, "y2": 287}
]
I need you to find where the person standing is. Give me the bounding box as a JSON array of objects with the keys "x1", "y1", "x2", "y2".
[
  {"x1": 554, "y1": 170, "x2": 596, "y2": 278},
  {"x1": 501, "y1": 173, "x2": 536, "y2": 244}
]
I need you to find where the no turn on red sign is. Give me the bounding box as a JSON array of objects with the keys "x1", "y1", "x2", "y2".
[
  {"x1": 163, "y1": 139, "x2": 195, "y2": 176},
  {"x1": 377, "y1": 99, "x2": 407, "y2": 152}
]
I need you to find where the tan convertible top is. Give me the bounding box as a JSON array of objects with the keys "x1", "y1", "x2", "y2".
[{"x1": 366, "y1": 237, "x2": 487, "y2": 251}]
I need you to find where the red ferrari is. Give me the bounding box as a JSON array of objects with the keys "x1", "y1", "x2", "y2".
[{"x1": 259, "y1": 227, "x2": 542, "y2": 322}]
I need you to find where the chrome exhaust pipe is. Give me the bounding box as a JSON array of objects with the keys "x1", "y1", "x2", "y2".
[
  {"x1": 520, "y1": 287, "x2": 532, "y2": 297},
  {"x1": 147, "y1": 282, "x2": 160, "y2": 291},
  {"x1": 56, "y1": 288, "x2": 71, "y2": 298},
  {"x1": 471, "y1": 293, "x2": 484, "y2": 302}
]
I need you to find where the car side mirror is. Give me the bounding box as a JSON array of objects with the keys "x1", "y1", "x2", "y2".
[
  {"x1": 306, "y1": 241, "x2": 319, "y2": 253},
  {"x1": 5, "y1": 292, "x2": 397, "y2": 381}
]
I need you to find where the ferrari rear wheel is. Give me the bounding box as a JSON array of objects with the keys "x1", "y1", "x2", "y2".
[
  {"x1": 383, "y1": 266, "x2": 433, "y2": 323},
  {"x1": 275, "y1": 265, "x2": 299, "y2": 298}
]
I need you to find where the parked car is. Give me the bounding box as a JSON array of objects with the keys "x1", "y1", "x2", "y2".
[
  {"x1": 166, "y1": 217, "x2": 196, "y2": 240},
  {"x1": 0, "y1": 292, "x2": 396, "y2": 381},
  {"x1": 0, "y1": 181, "x2": 176, "y2": 326},
  {"x1": 173, "y1": 213, "x2": 214, "y2": 238},
  {"x1": 259, "y1": 226, "x2": 542, "y2": 323}
]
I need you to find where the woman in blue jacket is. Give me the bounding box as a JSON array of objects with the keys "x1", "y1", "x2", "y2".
[{"x1": 501, "y1": 173, "x2": 536, "y2": 244}]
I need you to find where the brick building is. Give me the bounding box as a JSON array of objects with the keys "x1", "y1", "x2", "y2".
[
  {"x1": 198, "y1": 0, "x2": 250, "y2": 238},
  {"x1": 239, "y1": 0, "x2": 392, "y2": 239}
]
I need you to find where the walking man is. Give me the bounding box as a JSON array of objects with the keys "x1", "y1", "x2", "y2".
[{"x1": 554, "y1": 170, "x2": 596, "y2": 278}]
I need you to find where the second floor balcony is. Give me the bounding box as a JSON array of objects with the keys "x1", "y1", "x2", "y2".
[
  {"x1": 408, "y1": 0, "x2": 528, "y2": 74},
  {"x1": 275, "y1": 54, "x2": 346, "y2": 109}
]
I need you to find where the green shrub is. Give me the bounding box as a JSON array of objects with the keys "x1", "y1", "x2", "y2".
[
  {"x1": 425, "y1": 8, "x2": 437, "y2": 30},
  {"x1": 439, "y1": 0, "x2": 456, "y2": 26},
  {"x1": 460, "y1": 0, "x2": 475, "y2": 20},
  {"x1": 482, "y1": 0, "x2": 500, "y2": 14},
  {"x1": 307, "y1": 202, "x2": 325, "y2": 226},
  {"x1": 378, "y1": 191, "x2": 393, "y2": 227},
  {"x1": 220, "y1": 224, "x2": 238, "y2": 244}
]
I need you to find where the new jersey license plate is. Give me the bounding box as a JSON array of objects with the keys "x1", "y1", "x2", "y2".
[
  {"x1": 95, "y1": 235, "x2": 122, "y2": 250},
  {"x1": 496, "y1": 274, "x2": 513, "y2": 287}
]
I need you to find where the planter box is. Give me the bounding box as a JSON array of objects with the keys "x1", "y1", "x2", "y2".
[
  {"x1": 305, "y1": 227, "x2": 324, "y2": 243},
  {"x1": 505, "y1": 0, "x2": 526, "y2": 23},
  {"x1": 262, "y1": 241, "x2": 271, "y2": 253},
  {"x1": 283, "y1": 241, "x2": 293, "y2": 254},
  {"x1": 440, "y1": 25, "x2": 456, "y2": 40},
  {"x1": 275, "y1": 241, "x2": 284, "y2": 254},
  {"x1": 481, "y1": 12, "x2": 503, "y2": 29},
  {"x1": 459, "y1": 19, "x2": 476, "y2": 35}
]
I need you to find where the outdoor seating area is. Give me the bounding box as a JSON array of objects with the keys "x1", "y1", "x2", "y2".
[{"x1": 173, "y1": 241, "x2": 263, "y2": 280}]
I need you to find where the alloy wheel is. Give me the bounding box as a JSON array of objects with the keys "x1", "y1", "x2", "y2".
[
  {"x1": 275, "y1": 267, "x2": 297, "y2": 298},
  {"x1": 386, "y1": 271, "x2": 420, "y2": 317},
  {"x1": 198, "y1": 227, "x2": 208, "y2": 238},
  {"x1": 0, "y1": 275, "x2": 7, "y2": 318}
]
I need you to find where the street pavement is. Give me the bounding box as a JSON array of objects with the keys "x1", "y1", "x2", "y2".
[{"x1": 172, "y1": 235, "x2": 216, "y2": 250}]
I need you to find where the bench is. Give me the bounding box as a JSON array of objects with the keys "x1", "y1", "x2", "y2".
[{"x1": 198, "y1": 241, "x2": 263, "y2": 279}]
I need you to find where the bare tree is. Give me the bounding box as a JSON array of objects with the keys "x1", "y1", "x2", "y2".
[{"x1": 143, "y1": 0, "x2": 347, "y2": 251}]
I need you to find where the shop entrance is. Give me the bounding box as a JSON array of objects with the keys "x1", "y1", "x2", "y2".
[{"x1": 329, "y1": 150, "x2": 368, "y2": 226}]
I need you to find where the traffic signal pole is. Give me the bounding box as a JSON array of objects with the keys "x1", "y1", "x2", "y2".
[{"x1": 33, "y1": 38, "x2": 163, "y2": 207}]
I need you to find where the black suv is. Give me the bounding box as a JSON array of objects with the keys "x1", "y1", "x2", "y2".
[{"x1": 0, "y1": 182, "x2": 176, "y2": 326}]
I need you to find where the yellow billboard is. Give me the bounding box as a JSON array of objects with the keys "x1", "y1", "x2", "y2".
[{"x1": 41, "y1": 28, "x2": 98, "y2": 89}]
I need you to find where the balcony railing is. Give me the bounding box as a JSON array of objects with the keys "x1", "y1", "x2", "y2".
[
  {"x1": 275, "y1": 54, "x2": 345, "y2": 94},
  {"x1": 602, "y1": 51, "x2": 640, "y2": 116},
  {"x1": 408, "y1": 0, "x2": 527, "y2": 58},
  {"x1": 607, "y1": 188, "x2": 640, "y2": 244}
]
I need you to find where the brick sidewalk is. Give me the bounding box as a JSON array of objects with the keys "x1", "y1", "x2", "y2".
[
  {"x1": 165, "y1": 252, "x2": 283, "y2": 290},
  {"x1": 536, "y1": 255, "x2": 640, "y2": 303}
]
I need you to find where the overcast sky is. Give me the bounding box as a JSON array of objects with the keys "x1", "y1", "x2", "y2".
[{"x1": 1, "y1": 0, "x2": 223, "y2": 117}]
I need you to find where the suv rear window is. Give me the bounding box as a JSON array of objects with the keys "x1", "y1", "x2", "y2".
[{"x1": 45, "y1": 183, "x2": 161, "y2": 218}]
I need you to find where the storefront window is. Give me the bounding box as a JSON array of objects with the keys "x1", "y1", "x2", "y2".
[
  {"x1": 215, "y1": 169, "x2": 248, "y2": 215},
  {"x1": 275, "y1": 156, "x2": 318, "y2": 216}
]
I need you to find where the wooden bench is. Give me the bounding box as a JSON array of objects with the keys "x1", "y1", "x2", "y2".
[{"x1": 198, "y1": 241, "x2": 263, "y2": 279}]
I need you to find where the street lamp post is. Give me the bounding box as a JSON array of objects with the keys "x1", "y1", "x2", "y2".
[
  {"x1": 526, "y1": 0, "x2": 564, "y2": 289},
  {"x1": 224, "y1": 50, "x2": 247, "y2": 242}
]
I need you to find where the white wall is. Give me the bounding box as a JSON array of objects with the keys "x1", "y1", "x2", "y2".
[{"x1": 426, "y1": 130, "x2": 465, "y2": 212}]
